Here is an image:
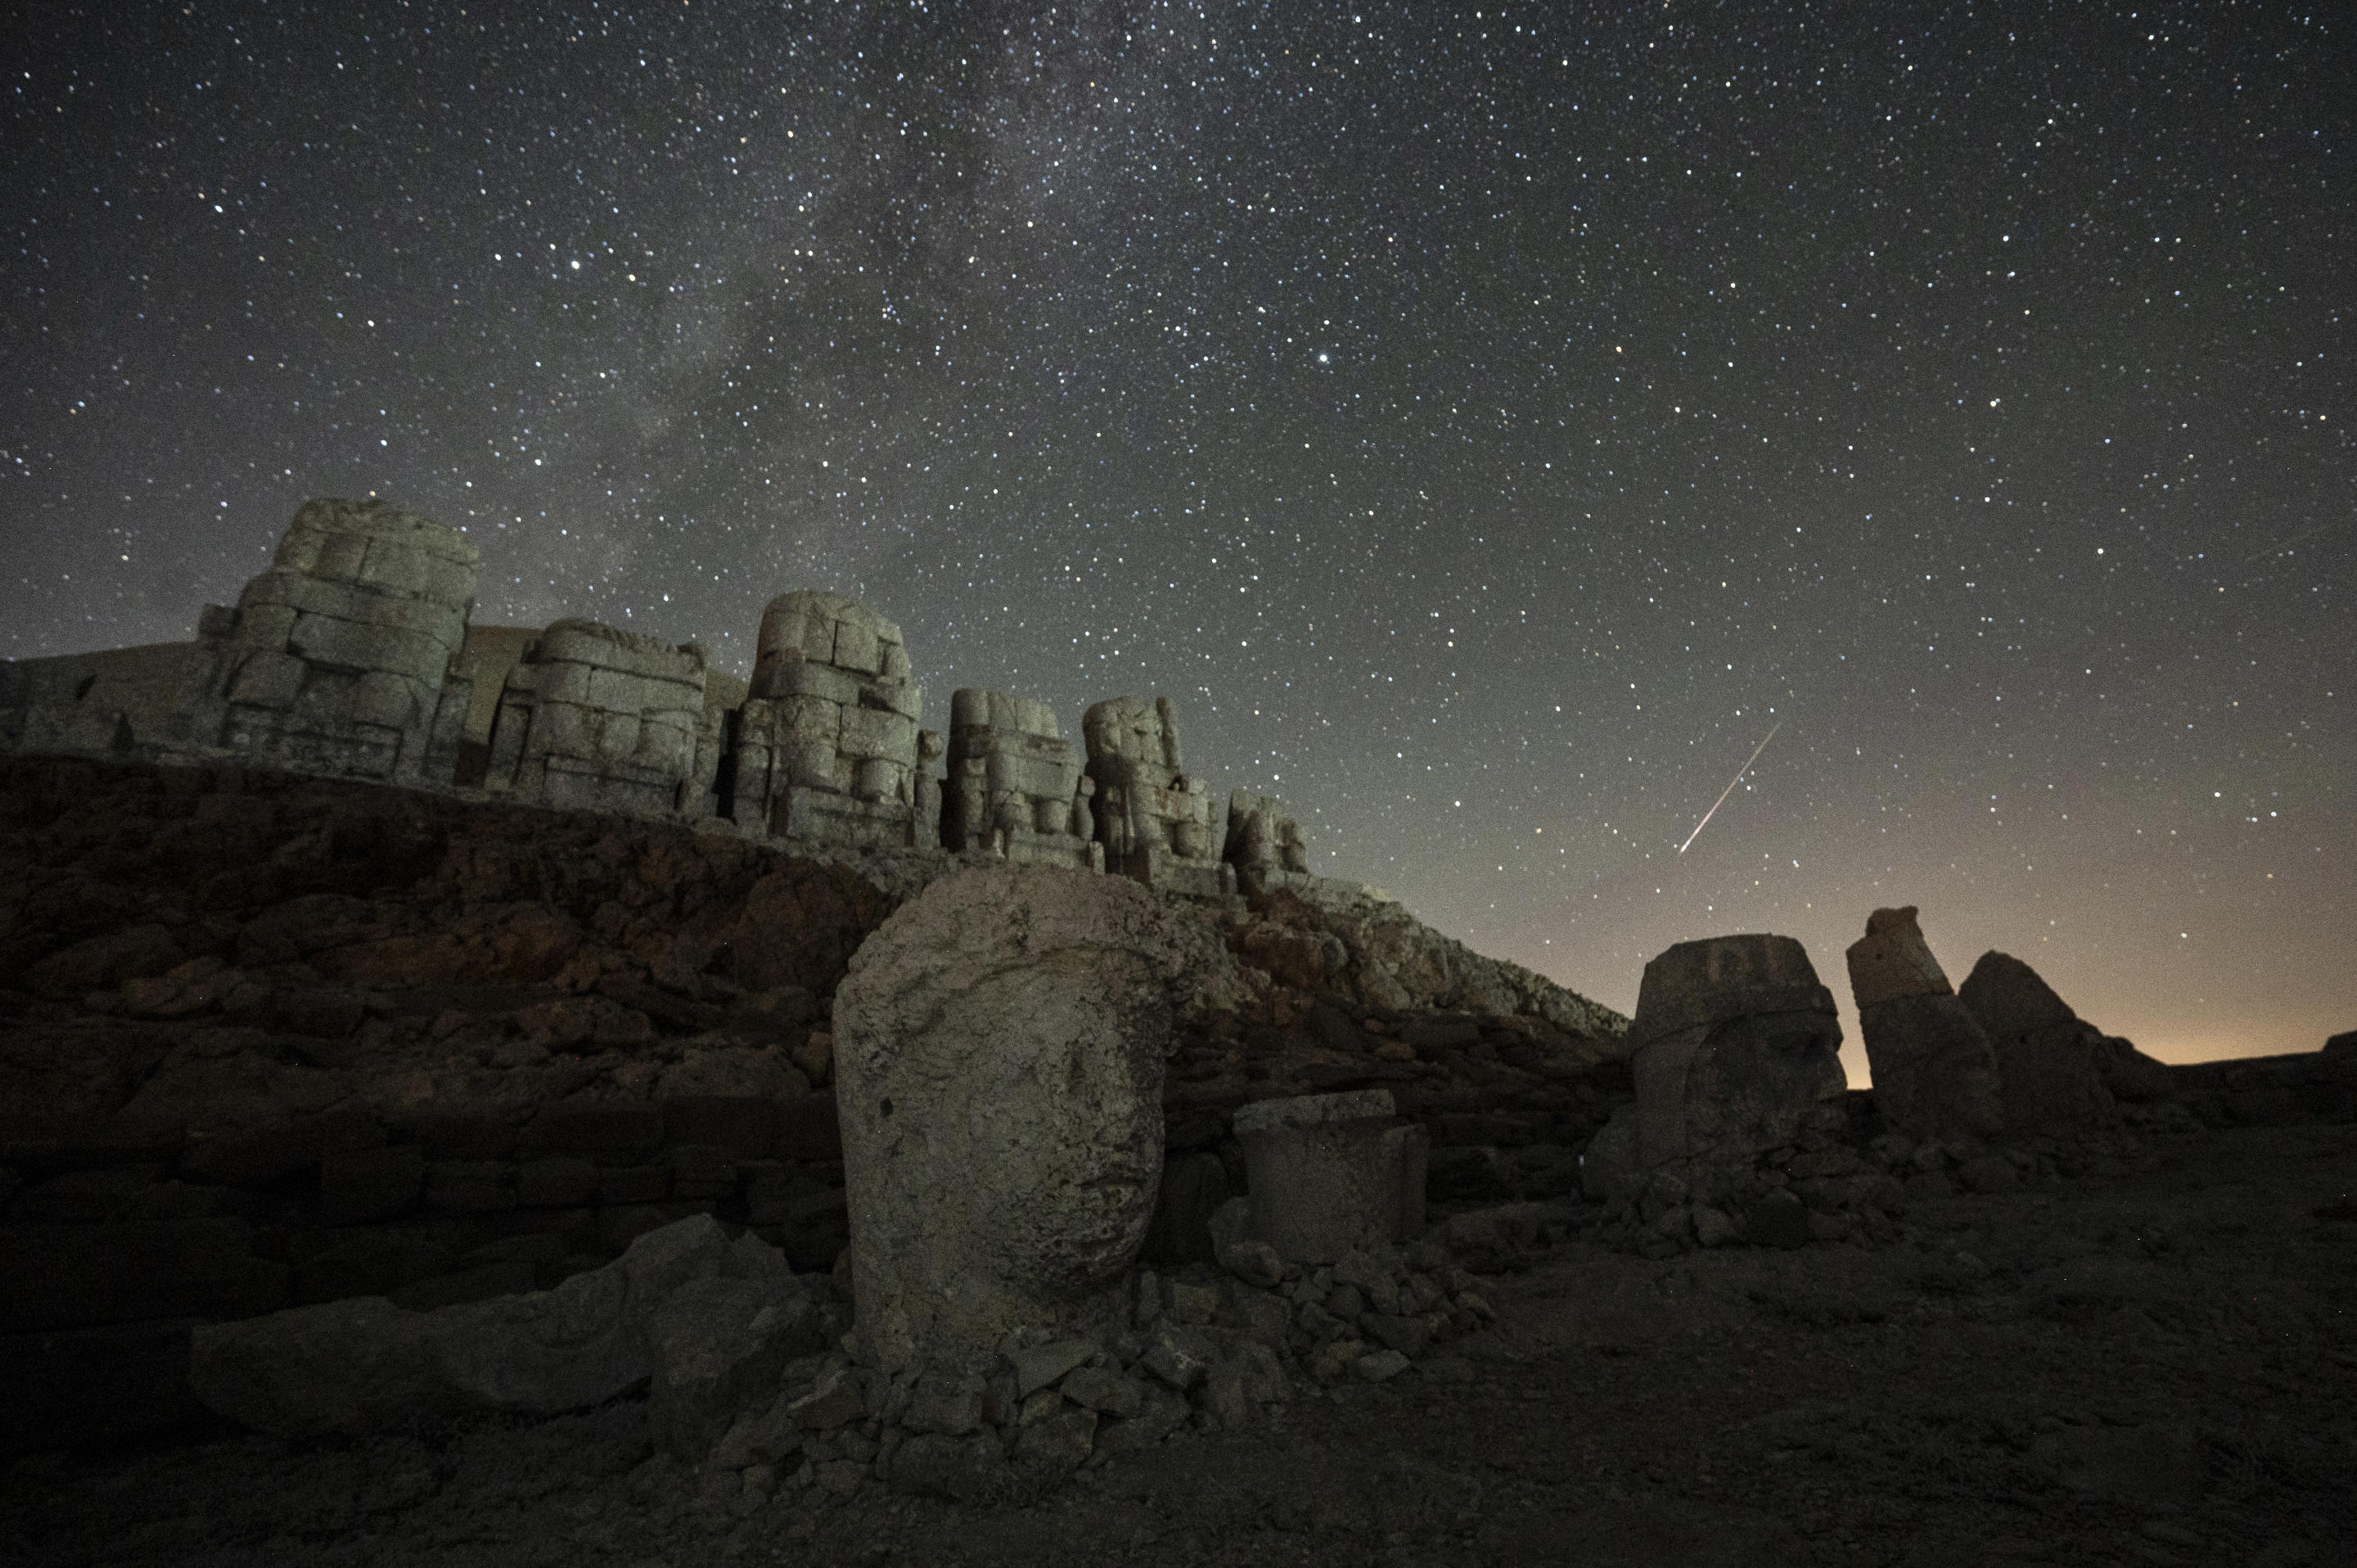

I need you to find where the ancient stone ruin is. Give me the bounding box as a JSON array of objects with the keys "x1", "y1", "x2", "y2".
[
  {"x1": 1844, "y1": 906, "x2": 2005, "y2": 1142},
  {"x1": 0, "y1": 498, "x2": 1351, "y2": 903},
  {"x1": 1957, "y1": 949, "x2": 2177, "y2": 1131},
  {"x1": 829, "y1": 865, "x2": 1219, "y2": 1376}
]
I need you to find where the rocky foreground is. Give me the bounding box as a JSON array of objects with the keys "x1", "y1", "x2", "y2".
[{"x1": 4, "y1": 1114, "x2": 2352, "y2": 1567}]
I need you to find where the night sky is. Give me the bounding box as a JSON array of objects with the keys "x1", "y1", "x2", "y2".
[{"x1": 6, "y1": 2, "x2": 2350, "y2": 1078}]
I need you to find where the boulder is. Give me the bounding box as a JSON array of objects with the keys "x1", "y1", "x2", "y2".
[
  {"x1": 188, "y1": 1214, "x2": 785, "y2": 1438},
  {"x1": 1843, "y1": 908, "x2": 2003, "y2": 1141},
  {"x1": 1957, "y1": 953, "x2": 2149, "y2": 1132},
  {"x1": 831, "y1": 864, "x2": 1224, "y2": 1374}
]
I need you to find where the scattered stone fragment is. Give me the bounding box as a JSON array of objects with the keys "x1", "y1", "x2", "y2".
[{"x1": 1844, "y1": 907, "x2": 2005, "y2": 1142}]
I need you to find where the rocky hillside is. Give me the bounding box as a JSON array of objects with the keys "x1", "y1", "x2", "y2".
[{"x1": 0, "y1": 753, "x2": 1631, "y2": 1450}]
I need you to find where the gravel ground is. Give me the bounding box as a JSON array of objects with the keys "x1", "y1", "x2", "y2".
[{"x1": 7, "y1": 1117, "x2": 2351, "y2": 1568}]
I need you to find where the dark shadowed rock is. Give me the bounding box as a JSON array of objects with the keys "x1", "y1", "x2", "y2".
[
  {"x1": 1844, "y1": 908, "x2": 2003, "y2": 1142},
  {"x1": 1628, "y1": 935, "x2": 1845, "y2": 1206},
  {"x1": 1957, "y1": 952, "x2": 2138, "y2": 1133},
  {"x1": 188, "y1": 1214, "x2": 775, "y2": 1438}
]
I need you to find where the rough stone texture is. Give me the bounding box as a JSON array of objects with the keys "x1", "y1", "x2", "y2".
[
  {"x1": 944, "y1": 689, "x2": 1092, "y2": 866},
  {"x1": 831, "y1": 864, "x2": 1222, "y2": 1373},
  {"x1": 1627, "y1": 935, "x2": 1846, "y2": 1207},
  {"x1": 733, "y1": 591, "x2": 928, "y2": 851},
  {"x1": 1843, "y1": 904, "x2": 1955, "y2": 1009},
  {"x1": 1844, "y1": 908, "x2": 2004, "y2": 1142},
  {"x1": 1231, "y1": 1089, "x2": 1428, "y2": 1264},
  {"x1": 1224, "y1": 791, "x2": 1313, "y2": 894},
  {"x1": 187, "y1": 1214, "x2": 779, "y2": 1438},
  {"x1": 206, "y1": 499, "x2": 481, "y2": 785},
  {"x1": 1082, "y1": 695, "x2": 1224, "y2": 895},
  {"x1": 476, "y1": 620, "x2": 714, "y2": 819},
  {"x1": 645, "y1": 1267, "x2": 828, "y2": 1460},
  {"x1": 1957, "y1": 951, "x2": 2159, "y2": 1133}
]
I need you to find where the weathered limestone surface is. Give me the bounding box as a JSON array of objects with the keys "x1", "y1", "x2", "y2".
[
  {"x1": 944, "y1": 689, "x2": 1093, "y2": 867},
  {"x1": 1626, "y1": 935, "x2": 1846, "y2": 1205},
  {"x1": 187, "y1": 1215, "x2": 813, "y2": 1439},
  {"x1": 1230, "y1": 1089, "x2": 1428, "y2": 1263},
  {"x1": 734, "y1": 591, "x2": 932, "y2": 849},
  {"x1": 1084, "y1": 695, "x2": 1224, "y2": 896},
  {"x1": 477, "y1": 620, "x2": 714, "y2": 818},
  {"x1": 1958, "y1": 951, "x2": 2173, "y2": 1129},
  {"x1": 1845, "y1": 907, "x2": 2004, "y2": 1142},
  {"x1": 205, "y1": 499, "x2": 482, "y2": 782},
  {"x1": 831, "y1": 864, "x2": 1228, "y2": 1374},
  {"x1": 1224, "y1": 791, "x2": 1312, "y2": 894}
]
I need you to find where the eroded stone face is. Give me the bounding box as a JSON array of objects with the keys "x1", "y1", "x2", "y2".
[
  {"x1": 831, "y1": 864, "x2": 1220, "y2": 1373},
  {"x1": 1627, "y1": 935, "x2": 1845, "y2": 1203}
]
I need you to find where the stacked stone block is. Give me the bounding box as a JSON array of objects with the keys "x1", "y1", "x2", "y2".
[
  {"x1": 944, "y1": 689, "x2": 1095, "y2": 866},
  {"x1": 201, "y1": 498, "x2": 479, "y2": 783},
  {"x1": 479, "y1": 620, "x2": 714, "y2": 818},
  {"x1": 732, "y1": 592, "x2": 934, "y2": 849},
  {"x1": 1083, "y1": 695, "x2": 1224, "y2": 895},
  {"x1": 1224, "y1": 791, "x2": 1312, "y2": 893}
]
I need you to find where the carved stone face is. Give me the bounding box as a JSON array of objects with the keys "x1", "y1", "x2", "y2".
[
  {"x1": 951, "y1": 952, "x2": 1165, "y2": 1294},
  {"x1": 831, "y1": 864, "x2": 1195, "y2": 1372}
]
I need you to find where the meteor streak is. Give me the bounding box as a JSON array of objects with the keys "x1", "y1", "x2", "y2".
[{"x1": 1676, "y1": 721, "x2": 1782, "y2": 854}]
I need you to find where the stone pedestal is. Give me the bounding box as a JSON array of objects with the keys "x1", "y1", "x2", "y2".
[
  {"x1": 1844, "y1": 907, "x2": 2003, "y2": 1142},
  {"x1": 1231, "y1": 1089, "x2": 1428, "y2": 1264}
]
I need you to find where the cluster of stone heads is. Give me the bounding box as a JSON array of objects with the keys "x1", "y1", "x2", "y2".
[
  {"x1": 0, "y1": 498, "x2": 1316, "y2": 899},
  {"x1": 1584, "y1": 907, "x2": 2174, "y2": 1248}
]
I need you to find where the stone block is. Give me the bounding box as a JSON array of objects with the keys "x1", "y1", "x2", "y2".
[
  {"x1": 319, "y1": 1144, "x2": 426, "y2": 1225},
  {"x1": 1859, "y1": 993, "x2": 2005, "y2": 1142},
  {"x1": 831, "y1": 619, "x2": 881, "y2": 674},
  {"x1": 424, "y1": 1160, "x2": 515, "y2": 1214},
  {"x1": 1011, "y1": 1337, "x2": 1097, "y2": 1398},
  {"x1": 228, "y1": 650, "x2": 306, "y2": 710},
  {"x1": 1844, "y1": 905, "x2": 1954, "y2": 1008},
  {"x1": 647, "y1": 1274, "x2": 822, "y2": 1460},
  {"x1": 516, "y1": 1156, "x2": 601, "y2": 1208},
  {"x1": 1627, "y1": 935, "x2": 1845, "y2": 1203},
  {"x1": 1629, "y1": 933, "x2": 1838, "y2": 1052},
  {"x1": 772, "y1": 1095, "x2": 842, "y2": 1163},
  {"x1": 189, "y1": 1214, "x2": 739, "y2": 1438},
  {"x1": 837, "y1": 705, "x2": 917, "y2": 764},
  {"x1": 1232, "y1": 1089, "x2": 1422, "y2": 1264},
  {"x1": 763, "y1": 660, "x2": 861, "y2": 705},
  {"x1": 519, "y1": 1102, "x2": 663, "y2": 1165},
  {"x1": 600, "y1": 1165, "x2": 670, "y2": 1205},
  {"x1": 661, "y1": 1096, "x2": 775, "y2": 1160},
  {"x1": 285, "y1": 613, "x2": 452, "y2": 687},
  {"x1": 184, "y1": 1110, "x2": 386, "y2": 1188}
]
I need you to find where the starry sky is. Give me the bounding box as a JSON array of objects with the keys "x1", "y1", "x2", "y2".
[{"x1": 6, "y1": 2, "x2": 2350, "y2": 1078}]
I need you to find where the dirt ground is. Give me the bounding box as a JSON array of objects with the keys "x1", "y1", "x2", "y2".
[{"x1": 6, "y1": 1115, "x2": 2351, "y2": 1568}]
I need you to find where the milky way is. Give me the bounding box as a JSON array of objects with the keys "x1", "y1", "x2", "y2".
[{"x1": 6, "y1": 2, "x2": 2350, "y2": 1072}]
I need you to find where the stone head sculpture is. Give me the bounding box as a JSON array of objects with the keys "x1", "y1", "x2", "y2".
[{"x1": 831, "y1": 864, "x2": 1212, "y2": 1373}]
